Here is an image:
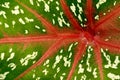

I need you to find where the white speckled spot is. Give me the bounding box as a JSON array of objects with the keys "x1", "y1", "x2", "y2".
[
  {"x1": 63, "y1": 57, "x2": 71, "y2": 67},
  {"x1": 58, "y1": 17, "x2": 63, "y2": 27},
  {"x1": 7, "y1": 52, "x2": 15, "y2": 61},
  {"x1": 35, "y1": 25, "x2": 40, "y2": 29},
  {"x1": 112, "y1": 56, "x2": 120, "y2": 69},
  {"x1": 58, "y1": 12, "x2": 70, "y2": 27},
  {"x1": 101, "y1": 49, "x2": 112, "y2": 68},
  {"x1": 86, "y1": 53, "x2": 92, "y2": 72},
  {"x1": 36, "y1": 1, "x2": 40, "y2": 6},
  {"x1": 11, "y1": 6, "x2": 24, "y2": 15},
  {"x1": 0, "y1": 22, "x2": 2, "y2": 25},
  {"x1": 57, "y1": 67, "x2": 60, "y2": 73},
  {"x1": 0, "y1": 72, "x2": 9, "y2": 80},
  {"x1": 19, "y1": 18, "x2": 25, "y2": 25},
  {"x1": 70, "y1": 3, "x2": 77, "y2": 16},
  {"x1": 2, "y1": 2, "x2": 10, "y2": 8},
  {"x1": 43, "y1": 59, "x2": 50, "y2": 66},
  {"x1": 114, "y1": 1, "x2": 116, "y2": 6},
  {"x1": 60, "y1": 76, "x2": 64, "y2": 80},
  {"x1": 93, "y1": 68, "x2": 98, "y2": 78},
  {"x1": 25, "y1": 30, "x2": 29, "y2": 34},
  {"x1": 4, "y1": 23, "x2": 9, "y2": 28},
  {"x1": 68, "y1": 43, "x2": 73, "y2": 52},
  {"x1": 24, "y1": 17, "x2": 34, "y2": 23},
  {"x1": 101, "y1": 49, "x2": 120, "y2": 69},
  {"x1": 56, "y1": 6, "x2": 59, "y2": 11},
  {"x1": 42, "y1": 29, "x2": 46, "y2": 32},
  {"x1": 74, "y1": 42, "x2": 78, "y2": 45},
  {"x1": 8, "y1": 63, "x2": 16, "y2": 70},
  {"x1": 52, "y1": 55, "x2": 62, "y2": 69},
  {"x1": 103, "y1": 13, "x2": 106, "y2": 15},
  {"x1": 78, "y1": 14, "x2": 82, "y2": 22},
  {"x1": 30, "y1": 0, "x2": 34, "y2": 5},
  {"x1": 42, "y1": 69, "x2": 48, "y2": 75},
  {"x1": 77, "y1": 0, "x2": 81, "y2": 3},
  {"x1": 68, "y1": 52, "x2": 72, "y2": 58},
  {"x1": 78, "y1": 64, "x2": 84, "y2": 74},
  {"x1": 56, "y1": 1, "x2": 59, "y2": 5},
  {"x1": 95, "y1": 15, "x2": 99, "y2": 20},
  {"x1": 96, "y1": 0, "x2": 107, "y2": 9},
  {"x1": 36, "y1": 77, "x2": 41, "y2": 80},
  {"x1": 32, "y1": 73, "x2": 35, "y2": 78},
  {"x1": 60, "y1": 49, "x2": 63, "y2": 53},
  {"x1": 0, "y1": 11, "x2": 7, "y2": 19},
  {"x1": 0, "y1": 52, "x2": 5, "y2": 60},
  {"x1": 53, "y1": 14, "x2": 56, "y2": 17},
  {"x1": 52, "y1": 19, "x2": 55, "y2": 24},
  {"x1": 38, "y1": 0, "x2": 42, "y2": 2},
  {"x1": 53, "y1": 73, "x2": 57, "y2": 78},
  {"x1": 12, "y1": 21, "x2": 16, "y2": 27},
  {"x1": 20, "y1": 51, "x2": 38, "y2": 66},
  {"x1": 77, "y1": 4, "x2": 83, "y2": 14},
  {"x1": 62, "y1": 73, "x2": 66, "y2": 76},
  {"x1": 11, "y1": 6, "x2": 20, "y2": 15},
  {"x1": 74, "y1": 76, "x2": 77, "y2": 80},
  {"x1": 9, "y1": 48, "x2": 13, "y2": 53},
  {"x1": 87, "y1": 46, "x2": 93, "y2": 52},
  {"x1": 107, "y1": 73, "x2": 120, "y2": 80},
  {"x1": 81, "y1": 74, "x2": 87, "y2": 80},
  {"x1": 44, "y1": 1, "x2": 50, "y2": 12},
  {"x1": 20, "y1": 9, "x2": 24, "y2": 14}
]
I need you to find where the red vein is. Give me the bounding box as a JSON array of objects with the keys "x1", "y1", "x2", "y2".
[
  {"x1": 0, "y1": 35, "x2": 58, "y2": 44},
  {"x1": 60, "y1": 0, "x2": 83, "y2": 31},
  {"x1": 0, "y1": 33, "x2": 80, "y2": 44},
  {"x1": 93, "y1": 42, "x2": 103, "y2": 80},
  {"x1": 58, "y1": 32, "x2": 81, "y2": 39},
  {"x1": 86, "y1": 0, "x2": 94, "y2": 29},
  {"x1": 94, "y1": 5, "x2": 120, "y2": 30},
  {"x1": 67, "y1": 40, "x2": 87, "y2": 80},
  {"x1": 0, "y1": 33, "x2": 82, "y2": 44},
  {"x1": 15, "y1": 0, "x2": 58, "y2": 34},
  {"x1": 95, "y1": 36, "x2": 120, "y2": 52},
  {"x1": 15, "y1": 38, "x2": 65, "y2": 80}
]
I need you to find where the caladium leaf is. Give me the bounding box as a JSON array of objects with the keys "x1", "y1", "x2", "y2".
[{"x1": 0, "y1": 0, "x2": 120, "y2": 80}]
